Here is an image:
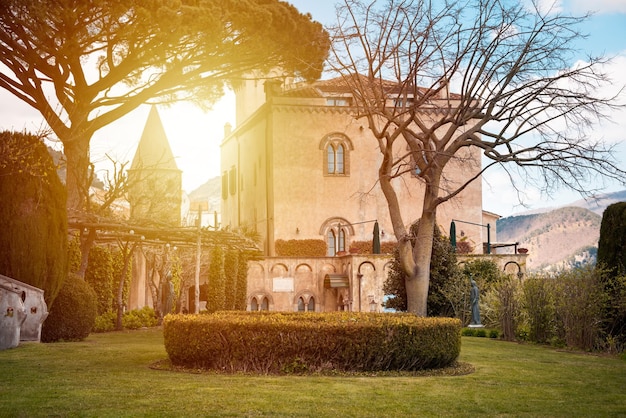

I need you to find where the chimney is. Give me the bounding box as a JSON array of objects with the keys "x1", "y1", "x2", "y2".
[{"x1": 439, "y1": 79, "x2": 449, "y2": 99}]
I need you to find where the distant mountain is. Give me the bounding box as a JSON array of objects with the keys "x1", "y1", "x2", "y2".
[
  {"x1": 188, "y1": 176, "x2": 221, "y2": 212},
  {"x1": 497, "y1": 206, "x2": 601, "y2": 272},
  {"x1": 565, "y1": 190, "x2": 626, "y2": 215},
  {"x1": 511, "y1": 189, "x2": 626, "y2": 217}
]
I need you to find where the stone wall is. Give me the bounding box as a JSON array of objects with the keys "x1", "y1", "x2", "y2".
[{"x1": 246, "y1": 253, "x2": 527, "y2": 312}]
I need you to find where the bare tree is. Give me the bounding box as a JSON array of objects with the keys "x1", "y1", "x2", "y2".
[
  {"x1": 328, "y1": 0, "x2": 626, "y2": 315},
  {"x1": 0, "y1": 0, "x2": 329, "y2": 215}
]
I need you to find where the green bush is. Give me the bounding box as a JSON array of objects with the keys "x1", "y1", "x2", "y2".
[
  {"x1": 122, "y1": 307, "x2": 158, "y2": 330},
  {"x1": 92, "y1": 307, "x2": 158, "y2": 332},
  {"x1": 461, "y1": 328, "x2": 499, "y2": 339},
  {"x1": 520, "y1": 277, "x2": 555, "y2": 344},
  {"x1": 553, "y1": 266, "x2": 604, "y2": 351},
  {"x1": 275, "y1": 239, "x2": 327, "y2": 256},
  {"x1": 93, "y1": 311, "x2": 116, "y2": 333},
  {"x1": 41, "y1": 274, "x2": 97, "y2": 342},
  {"x1": 462, "y1": 328, "x2": 476, "y2": 337},
  {"x1": 164, "y1": 312, "x2": 461, "y2": 373}
]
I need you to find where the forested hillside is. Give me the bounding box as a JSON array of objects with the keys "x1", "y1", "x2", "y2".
[{"x1": 497, "y1": 207, "x2": 601, "y2": 272}]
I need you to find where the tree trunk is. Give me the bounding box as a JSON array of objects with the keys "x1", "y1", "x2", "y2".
[
  {"x1": 63, "y1": 135, "x2": 92, "y2": 216},
  {"x1": 405, "y1": 209, "x2": 437, "y2": 316}
]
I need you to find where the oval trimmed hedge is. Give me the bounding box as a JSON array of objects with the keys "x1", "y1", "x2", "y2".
[{"x1": 163, "y1": 312, "x2": 461, "y2": 373}]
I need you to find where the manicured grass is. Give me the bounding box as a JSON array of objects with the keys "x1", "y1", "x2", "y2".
[{"x1": 1, "y1": 328, "x2": 625, "y2": 417}]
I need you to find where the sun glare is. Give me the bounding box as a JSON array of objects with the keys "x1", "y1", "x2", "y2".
[{"x1": 91, "y1": 91, "x2": 236, "y2": 193}]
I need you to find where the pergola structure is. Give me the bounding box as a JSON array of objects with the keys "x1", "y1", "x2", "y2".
[
  {"x1": 69, "y1": 220, "x2": 261, "y2": 253},
  {"x1": 69, "y1": 218, "x2": 261, "y2": 316}
]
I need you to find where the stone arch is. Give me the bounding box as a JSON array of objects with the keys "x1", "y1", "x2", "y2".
[
  {"x1": 318, "y1": 132, "x2": 355, "y2": 151},
  {"x1": 248, "y1": 291, "x2": 274, "y2": 311},
  {"x1": 320, "y1": 263, "x2": 337, "y2": 275},
  {"x1": 318, "y1": 217, "x2": 355, "y2": 236},
  {"x1": 504, "y1": 261, "x2": 523, "y2": 279},
  {"x1": 270, "y1": 263, "x2": 289, "y2": 277},
  {"x1": 295, "y1": 263, "x2": 313, "y2": 273},
  {"x1": 358, "y1": 261, "x2": 376, "y2": 274},
  {"x1": 294, "y1": 290, "x2": 317, "y2": 312}
]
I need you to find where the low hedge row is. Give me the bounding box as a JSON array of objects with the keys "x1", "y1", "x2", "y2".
[{"x1": 163, "y1": 312, "x2": 461, "y2": 374}]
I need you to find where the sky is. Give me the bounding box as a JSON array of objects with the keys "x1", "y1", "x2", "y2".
[{"x1": 1, "y1": 0, "x2": 625, "y2": 217}]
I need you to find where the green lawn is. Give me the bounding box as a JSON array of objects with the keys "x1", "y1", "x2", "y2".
[{"x1": 1, "y1": 328, "x2": 624, "y2": 417}]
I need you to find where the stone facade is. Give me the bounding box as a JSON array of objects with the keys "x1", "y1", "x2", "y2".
[
  {"x1": 220, "y1": 75, "x2": 501, "y2": 312},
  {"x1": 246, "y1": 253, "x2": 527, "y2": 313},
  {"x1": 221, "y1": 76, "x2": 487, "y2": 257},
  {"x1": 246, "y1": 254, "x2": 392, "y2": 313}
]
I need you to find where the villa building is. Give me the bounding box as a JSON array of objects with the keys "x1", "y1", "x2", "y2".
[{"x1": 220, "y1": 75, "x2": 509, "y2": 312}]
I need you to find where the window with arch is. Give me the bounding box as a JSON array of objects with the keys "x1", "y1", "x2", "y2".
[
  {"x1": 327, "y1": 230, "x2": 336, "y2": 256},
  {"x1": 338, "y1": 228, "x2": 346, "y2": 252},
  {"x1": 322, "y1": 218, "x2": 354, "y2": 256},
  {"x1": 251, "y1": 296, "x2": 269, "y2": 311},
  {"x1": 297, "y1": 296, "x2": 315, "y2": 312},
  {"x1": 321, "y1": 134, "x2": 352, "y2": 176},
  {"x1": 327, "y1": 226, "x2": 347, "y2": 256}
]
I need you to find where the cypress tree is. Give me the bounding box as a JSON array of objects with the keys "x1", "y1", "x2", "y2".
[
  {"x1": 0, "y1": 131, "x2": 67, "y2": 305},
  {"x1": 223, "y1": 250, "x2": 238, "y2": 310},
  {"x1": 597, "y1": 202, "x2": 626, "y2": 344},
  {"x1": 207, "y1": 246, "x2": 225, "y2": 312},
  {"x1": 235, "y1": 252, "x2": 249, "y2": 310},
  {"x1": 597, "y1": 202, "x2": 626, "y2": 275}
]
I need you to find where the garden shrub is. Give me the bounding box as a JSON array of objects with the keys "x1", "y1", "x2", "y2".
[
  {"x1": 275, "y1": 239, "x2": 327, "y2": 256},
  {"x1": 520, "y1": 277, "x2": 555, "y2": 344},
  {"x1": 41, "y1": 274, "x2": 97, "y2": 342},
  {"x1": 92, "y1": 307, "x2": 158, "y2": 332},
  {"x1": 462, "y1": 328, "x2": 477, "y2": 337},
  {"x1": 461, "y1": 328, "x2": 499, "y2": 339},
  {"x1": 93, "y1": 311, "x2": 116, "y2": 333},
  {"x1": 489, "y1": 276, "x2": 520, "y2": 341},
  {"x1": 553, "y1": 266, "x2": 604, "y2": 351},
  {"x1": 349, "y1": 240, "x2": 396, "y2": 255},
  {"x1": 123, "y1": 306, "x2": 158, "y2": 329},
  {"x1": 164, "y1": 312, "x2": 461, "y2": 373}
]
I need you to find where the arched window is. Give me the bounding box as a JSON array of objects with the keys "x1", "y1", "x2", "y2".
[
  {"x1": 297, "y1": 296, "x2": 315, "y2": 312},
  {"x1": 321, "y1": 218, "x2": 355, "y2": 256},
  {"x1": 327, "y1": 230, "x2": 336, "y2": 256},
  {"x1": 251, "y1": 296, "x2": 269, "y2": 311},
  {"x1": 327, "y1": 145, "x2": 335, "y2": 174},
  {"x1": 336, "y1": 144, "x2": 344, "y2": 173},
  {"x1": 251, "y1": 297, "x2": 258, "y2": 311},
  {"x1": 338, "y1": 228, "x2": 346, "y2": 252},
  {"x1": 260, "y1": 297, "x2": 269, "y2": 311},
  {"x1": 320, "y1": 134, "x2": 353, "y2": 176}
]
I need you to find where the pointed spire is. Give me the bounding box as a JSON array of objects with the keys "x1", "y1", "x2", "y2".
[{"x1": 131, "y1": 105, "x2": 179, "y2": 171}]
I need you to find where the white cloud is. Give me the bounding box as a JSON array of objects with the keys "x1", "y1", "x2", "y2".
[
  {"x1": 568, "y1": 0, "x2": 626, "y2": 14},
  {"x1": 533, "y1": 0, "x2": 564, "y2": 15}
]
